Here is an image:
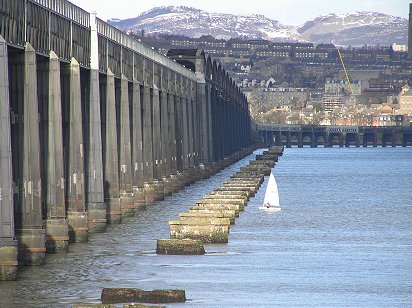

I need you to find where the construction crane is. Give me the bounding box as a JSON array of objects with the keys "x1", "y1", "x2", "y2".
[{"x1": 337, "y1": 48, "x2": 354, "y2": 96}]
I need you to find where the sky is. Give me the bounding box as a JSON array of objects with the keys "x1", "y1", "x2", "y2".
[{"x1": 69, "y1": 0, "x2": 409, "y2": 26}]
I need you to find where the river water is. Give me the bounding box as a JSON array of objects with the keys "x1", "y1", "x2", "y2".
[{"x1": 1, "y1": 147, "x2": 411, "y2": 307}]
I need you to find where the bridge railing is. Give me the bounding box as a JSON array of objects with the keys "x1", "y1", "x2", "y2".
[
  {"x1": 30, "y1": 0, "x2": 90, "y2": 27},
  {"x1": 96, "y1": 18, "x2": 196, "y2": 80}
]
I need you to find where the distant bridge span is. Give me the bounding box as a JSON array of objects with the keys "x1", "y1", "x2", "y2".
[{"x1": 256, "y1": 124, "x2": 412, "y2": 147}]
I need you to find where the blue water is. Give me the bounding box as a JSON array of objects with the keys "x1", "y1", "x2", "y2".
[{"x1": 1, "y1": 147, "x2": 411, "y2": 307}]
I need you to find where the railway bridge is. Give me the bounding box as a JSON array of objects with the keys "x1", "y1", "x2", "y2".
[
  {"x1": 0, "y1": 0, "x2": 252, "y2": 279},
  {"x1": 256, "y1": 124, "x2": 412, "y2": 147}
]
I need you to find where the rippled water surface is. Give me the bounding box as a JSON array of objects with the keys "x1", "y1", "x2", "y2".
[{"x1": 1, "y1": 147, "x2": 411, "y2": 307}]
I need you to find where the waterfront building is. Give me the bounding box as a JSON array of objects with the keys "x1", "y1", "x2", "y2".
[{"x1": 398, "y1": 85, "x2": 412, "y2": 115}]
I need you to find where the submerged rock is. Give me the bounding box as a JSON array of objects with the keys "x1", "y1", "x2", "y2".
[
  {"x1": 156, "y1": 239, "x2": 205, "y2": 255},
  {"x1": 101, "y1": 288, "x2": 186, "y2": 304}
]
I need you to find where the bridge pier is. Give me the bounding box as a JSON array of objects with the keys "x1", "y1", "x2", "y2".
[
  {"x1": 0, "y1": 36, "x2": 18, "y2": 280},
  {"x1": 160, "y1": 91, "x2": 173, "y2": 196},
  {"x1": 42, "y1": 51, "x2": 69, "y2": 252},
  {"x1": 168, "y1": 93, "x2": 180, "y2": 192},
  {"x1": 11, "y1": 43, "x2": 46, "y2": 265},
  {"x1": 103, "y1": 69, "x2": 121, "y2": 224},
  {"x1": 298, "y1": 133, "x2": 303, "y2": 148},
  {"x1": 63, "y1": 57, "x2": 88, "y2": 243},
  {"x1": 152, "y1": 86, "x2": 165, "y2": 201},
  {"x1": 130, "y1": 82, "x2": 146, "y2": 210},
  {"x1": 85, "y1": 13, "x2": 107, "y2": 232},
  {"x1": 118, "y1": 75, "x2": 135, "y2": 217},
  {"x1": 142, "y1": 85, "x2": 156, "y2": 204},
  {"x1": 85, "y1": 68, "x2": 107, "y2": 232}
]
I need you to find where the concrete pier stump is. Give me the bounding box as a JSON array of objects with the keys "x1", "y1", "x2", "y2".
[
  {"x1": 106, "y1": 197, "x2": 122, "y2": 224},
  {"x1": 156, "y1": 239, "x2": 205, "y2": 255},
  {"x1": 67, "y1": 211, "x2": 89, "y2": 243},
  {"x1": 154, "y1": 179, "x2": 165, "y2": 201},
  {"x1": 120, "y1": 193, "x2": 135, "y2": 217},
  {"x1": 0, "y1": 241, "x2": 18, "y2": 280},
  {"x1": 87, "y1": 202, "x2": 107, "y2": 233},
  {"x1": 133, "y1": 187, "x2": 146, "y2": 211},
  {"x1": 144, "y1": 183, "x2": 157, "y2": 205},
  {"x1": 45, "y1": 218, "x2": 69, "y2": 253},
  {"x1": 16, "y1": 229, "x2": 46, "y2": 265}
]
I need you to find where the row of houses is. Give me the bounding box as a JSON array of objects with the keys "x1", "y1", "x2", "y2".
[{"x1": 166, "y1": 36, "x2": 401, "y2": 60}]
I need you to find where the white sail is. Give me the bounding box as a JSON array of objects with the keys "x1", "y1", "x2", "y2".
[{"x1": 263, "y1": 172, "x2": 280, "y2": 207}]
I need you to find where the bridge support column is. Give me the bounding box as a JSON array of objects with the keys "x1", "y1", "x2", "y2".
[
  {"x1": 131, "y1": 82, "x2": 146, "y2": 210},
  {"x1": 12, "y1": 43, "x2": 46, "y2": 265},
  {"x1": 173, "y1": 95, "x2": 184, "y2": 190},
  {"x1": 103, "y1": 69, "x2": 121, "y2": 224},
  {"x1": 168, "y1": 94, "x2": 179, "y2": 192},
  {"x1": 197, "y1": 80, "x2": 209, "y2": 174},
  {"x1": 187, "y1": 96, "x2": 196, "y2": 183},
  {"x1": 160, "y1": 91, "x2": 172, "y2": 196},
  {"x1": 86, "y1": 13, "x2": 106, "y2": 232},
  {"x1": 64, "y1": 58, "x2": 88, "y2": 243},
  {"x1": 207, "y1": 85, "x2": 214, "y2": 165},
  {"x1": 85, "y1": 68, "x2": 106, "y2": 232},
  {"x1": 339, "y1": 134, "x2": 344, "y2": 147},
  {"x1": 152, "y1": 86, "x2": 164, "y2": 201},
  {"x1": 142, "y1": 85, "x2": 156, "y2": 204},
  {"x1": 181, "y1": 97, "x2": 190, "y2": 173},
  {"x1": 325, "y1": 133, "x2": 331, "y2": 147},
  {"x1": 298, "y1": 133, "x2": 303, "y2": 148},
  {"x1": 44, "y1": 51, "x2": 69, "y2": 252},
  {"x1": 391, "y1": 133, "x2": 397, "y2": 147},
  {"x1": 119, "y1": 75, "x2": 135, "y2": 216},
  {"x1": 0, "y1": 36, "x2": 18, "y2": 279},
  {"x1": 286, "y1": 132, "x2": 291, "y2": 148},
  {"x1": 356, "y1": 134, "x2": 360, "y2": 147},
  {"x1": 311, "y1": 132, "x2": 317, "y2": 147}
]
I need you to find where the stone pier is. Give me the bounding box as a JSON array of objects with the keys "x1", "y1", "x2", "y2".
[{"x1": 0, "y1": 36, "x2": 18, "y2": 280}]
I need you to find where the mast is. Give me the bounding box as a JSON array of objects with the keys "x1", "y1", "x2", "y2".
[{"x1": 337, "y1": 49, "x2": 353, "y2": 96}]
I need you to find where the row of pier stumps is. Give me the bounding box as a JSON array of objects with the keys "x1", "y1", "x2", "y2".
[
  {"x1": 0, "y1": 147, "x2": 264, "y2": 282},
  {"x1": 156, "y1": 146, "x2": 285, "y2": 255}
]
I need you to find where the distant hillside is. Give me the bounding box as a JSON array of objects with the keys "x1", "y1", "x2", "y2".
[
  {"x1": 108, "y1": 6, "x2": 408, "y2": 46},
  {"x1": 297, "y1": 12, "x2": 407, "y2": 46},
  {"x1": 108, "y1": 6, "x2": 300, "y2": 42}
]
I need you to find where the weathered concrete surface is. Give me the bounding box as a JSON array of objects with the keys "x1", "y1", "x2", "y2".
[
  {"x1": 156, "y1": 239, "x2": 205, "y2": 255},
  {"x1": 189, "y1": 205, "x2": 240, "y2": 216},
  {"x1": 16, "y1": 229, "x2": 46, "y2": 266},
  {"x1": 188, "y1": 206, "x2": 238, "y2": 217},
  {"x1": 67, "y1": 211, "x2": 88, "y2": 243},
  {"x1": 124, "y1": 304, "x2": 166, "y2": 308},
  {"x1": 0, "y1": 243, "x2": 18, "y2": 280},
  {"x1": 101, "y1": 288, "x2": 186, "y2": 304},
  {"x1": 212, "y1": 187, "x2": 251, "y2": 198},
  {"x1": 195, "y1": 199, "x2": 245, "y2": 211},
  {"x1": 169, "y1": 220, "x2": 229, "y2": 243},
  {"x1": 204, "y1": 194, "x2": 247, "y2": 203},
  {"x1": 45, "y1": 218, "x2": 69, "y2": 253},
  {"x1": 0, "y1": 36, "x2": 18, "y2": 279},
  {"x1": 177, "y1": 216, "x2": 231, "y2": 226},
  {"x1": 72, "y1": 305, "x2": 117, "y2": 308},
  {"x1": 180, "y1": 212, "x2": 235, "y2": 224},
  {"x1": 87, "y1": 203, "x2": 107, "y2": 233}
]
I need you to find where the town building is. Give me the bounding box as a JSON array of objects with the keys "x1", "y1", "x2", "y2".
[{"x1": 398, "y1": 85, "x2": 412, "y2": 115}]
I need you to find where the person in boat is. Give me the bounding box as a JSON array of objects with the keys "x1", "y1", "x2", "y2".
[{"x1": 265, "y1": 203, "x2": 271, "y2": 208}]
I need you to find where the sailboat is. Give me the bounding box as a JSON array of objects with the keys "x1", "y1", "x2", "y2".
[{"x1": 259, "y1": 172, "x2": 281, "y2": 211}]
